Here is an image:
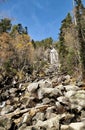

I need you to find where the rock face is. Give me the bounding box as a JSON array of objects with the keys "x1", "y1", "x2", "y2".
[{"x1": 0, "y1": 73, "x2": 85, "y2": 130}]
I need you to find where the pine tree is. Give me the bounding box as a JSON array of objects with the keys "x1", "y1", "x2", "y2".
[
  {"x1": 74, "y1": 0, "x2": 85, "y2": 80},
  {"x1": 58, "y1": 13, "x2": 72, "y2": 72},
  {"x1": 0, "y1": 18, "x2": 12, "y2": 33}
]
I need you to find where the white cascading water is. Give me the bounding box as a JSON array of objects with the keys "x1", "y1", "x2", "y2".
[{"x1": 50, "y1": 48, "x2": 59, "y2": 66}]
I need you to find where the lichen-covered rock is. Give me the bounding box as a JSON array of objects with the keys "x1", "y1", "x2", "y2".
[
  {"x1": 0, "y1": 127, "x2": 5, "y2": 130},
  {"x1": 0, "y1": 117, "x2": 12, "y2": 130},
  {"x1": 69, "y1": 90, "x2": 85, "y2": 111},
  {"x1": 32, "y1": 112, "x2": 45, "y2": 125},
  {"x1": 1, "y1": 105, "x2": 14, "y2": 115},
  {"x1": 38, "y1": 87, "x2": 62, "y2": 99}
]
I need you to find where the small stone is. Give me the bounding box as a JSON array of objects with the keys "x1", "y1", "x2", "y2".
[
  {"x1": 9, "y1": 88, "x2": 17, "y2": 93},
  {"x1": 61, "y1": 125, "x2": 69, "y2": 130},
  {"x1": 32, "y1": 112, "x2": 45, "y2": 125},
  {"x1": 42, "y1": 98, "x2": 50, "y2": 104},
  {"x1": 57, "y1": 96, "x2": 69, "y2": 105},
  {"x1": 81, "y1": 110, "x2": 85, "y2": 121},
  {"x1": 22, "y1": 113, "x2": 32, "y2": 125},
  {"x1": 55, "y1": 101, "x2": 65, "y2": 114},
  {"x1": 6, "y1": 100, "x2": 11, "y2": 105},
  {"x1": 13, "y1": 97, "x2": 19, "y2": 102},
  {"x1": 18, "y1": 124, "x2": 27, "y2": 130},
  {"x1": 76, "y1": 81, "x2": 85, "y2": 87},
  {"x1": 27, "y1": 82, "x2": 39, "y2": 92},
  {"x1": 46, "y1": 106, "x2": 56, "y2": 119},
  {"x1": 38, "y1": 79, "x2": 52, "y2": 88},
  {"x1": 0, "y1": 101, "x2": 5, "y2": 108}
]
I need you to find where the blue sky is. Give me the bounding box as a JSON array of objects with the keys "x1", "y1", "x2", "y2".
[{"x1": 0, "y1": 0, "x2": 84, "y2": 41}]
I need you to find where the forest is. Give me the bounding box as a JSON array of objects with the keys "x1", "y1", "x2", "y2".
[{"x1": 0, "y1": 0, "x2": 85, "y2": 86}]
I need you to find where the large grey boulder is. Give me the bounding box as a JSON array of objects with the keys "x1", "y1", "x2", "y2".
[
  {"x1": 32, "y1": 112, "x2": 45, "y2": 125},
  {"x1": 1, "y1": 105, "x2": 14, "y2": 115},
  {"x1": 69, "y1": 90, "x2": 85, "y2": 111},
  {"x1": 38, "y1": 87, "x2": 62, "y2": 99},
  {"x1": 57, "y1": 96, "x2": 70, "y2": 106},
  {"x1": 0, "y1": 117, "x2": 12, "y2": 130},
  {"x1": 69, "y1": 121, "x2": 85, "y2": 130},
  {"x1": 38, "y1": 79, "x2": 52, "y2": 88},
  {"x1": 65, "y1": 90, "x2": 76, "y2": 98},
  {"x1": 38, "y1": 87, "x2": 54, "y2": 99},
  {"x1": 36, "y1": 115, "x2": 60, "y2": 130},
  {"x1": 63, "y1": 85, "x2": 79, "y2": 91},
  {"x1": 75, "y1": 90, "x2": 85, "y2": 99}
]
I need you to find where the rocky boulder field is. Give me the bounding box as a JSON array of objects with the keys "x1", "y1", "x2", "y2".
[{"x1": 0, "y1": 65, "x2": 85, "y2": 130}]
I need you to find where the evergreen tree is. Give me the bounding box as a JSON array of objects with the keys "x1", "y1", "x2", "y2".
[
  {"x1": 61, "y1": 13, "x2": 72, "y2": 28},
  {"x1": 74, "y1": 0, "x2": 85, "y2": 79},
  {"x1": 0, "y1": 18, "x2": 12, "y2": 33},
  {"x1": 17, "y1": 24, "x2": 23, "y2": 34},
  {"x1": 11, "y1": 24, "x2": 28, "y2": 36},
  {"x1": 24, "y1": 26, "x2": 28, "y2": 34},
  {"x1": 58, "y1": 13, "x2": 72, "y2": 72}
]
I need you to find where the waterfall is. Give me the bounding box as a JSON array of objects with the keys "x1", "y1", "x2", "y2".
[{"x1": 50, "y1": 48, "x2": 59, "y2": 66}]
